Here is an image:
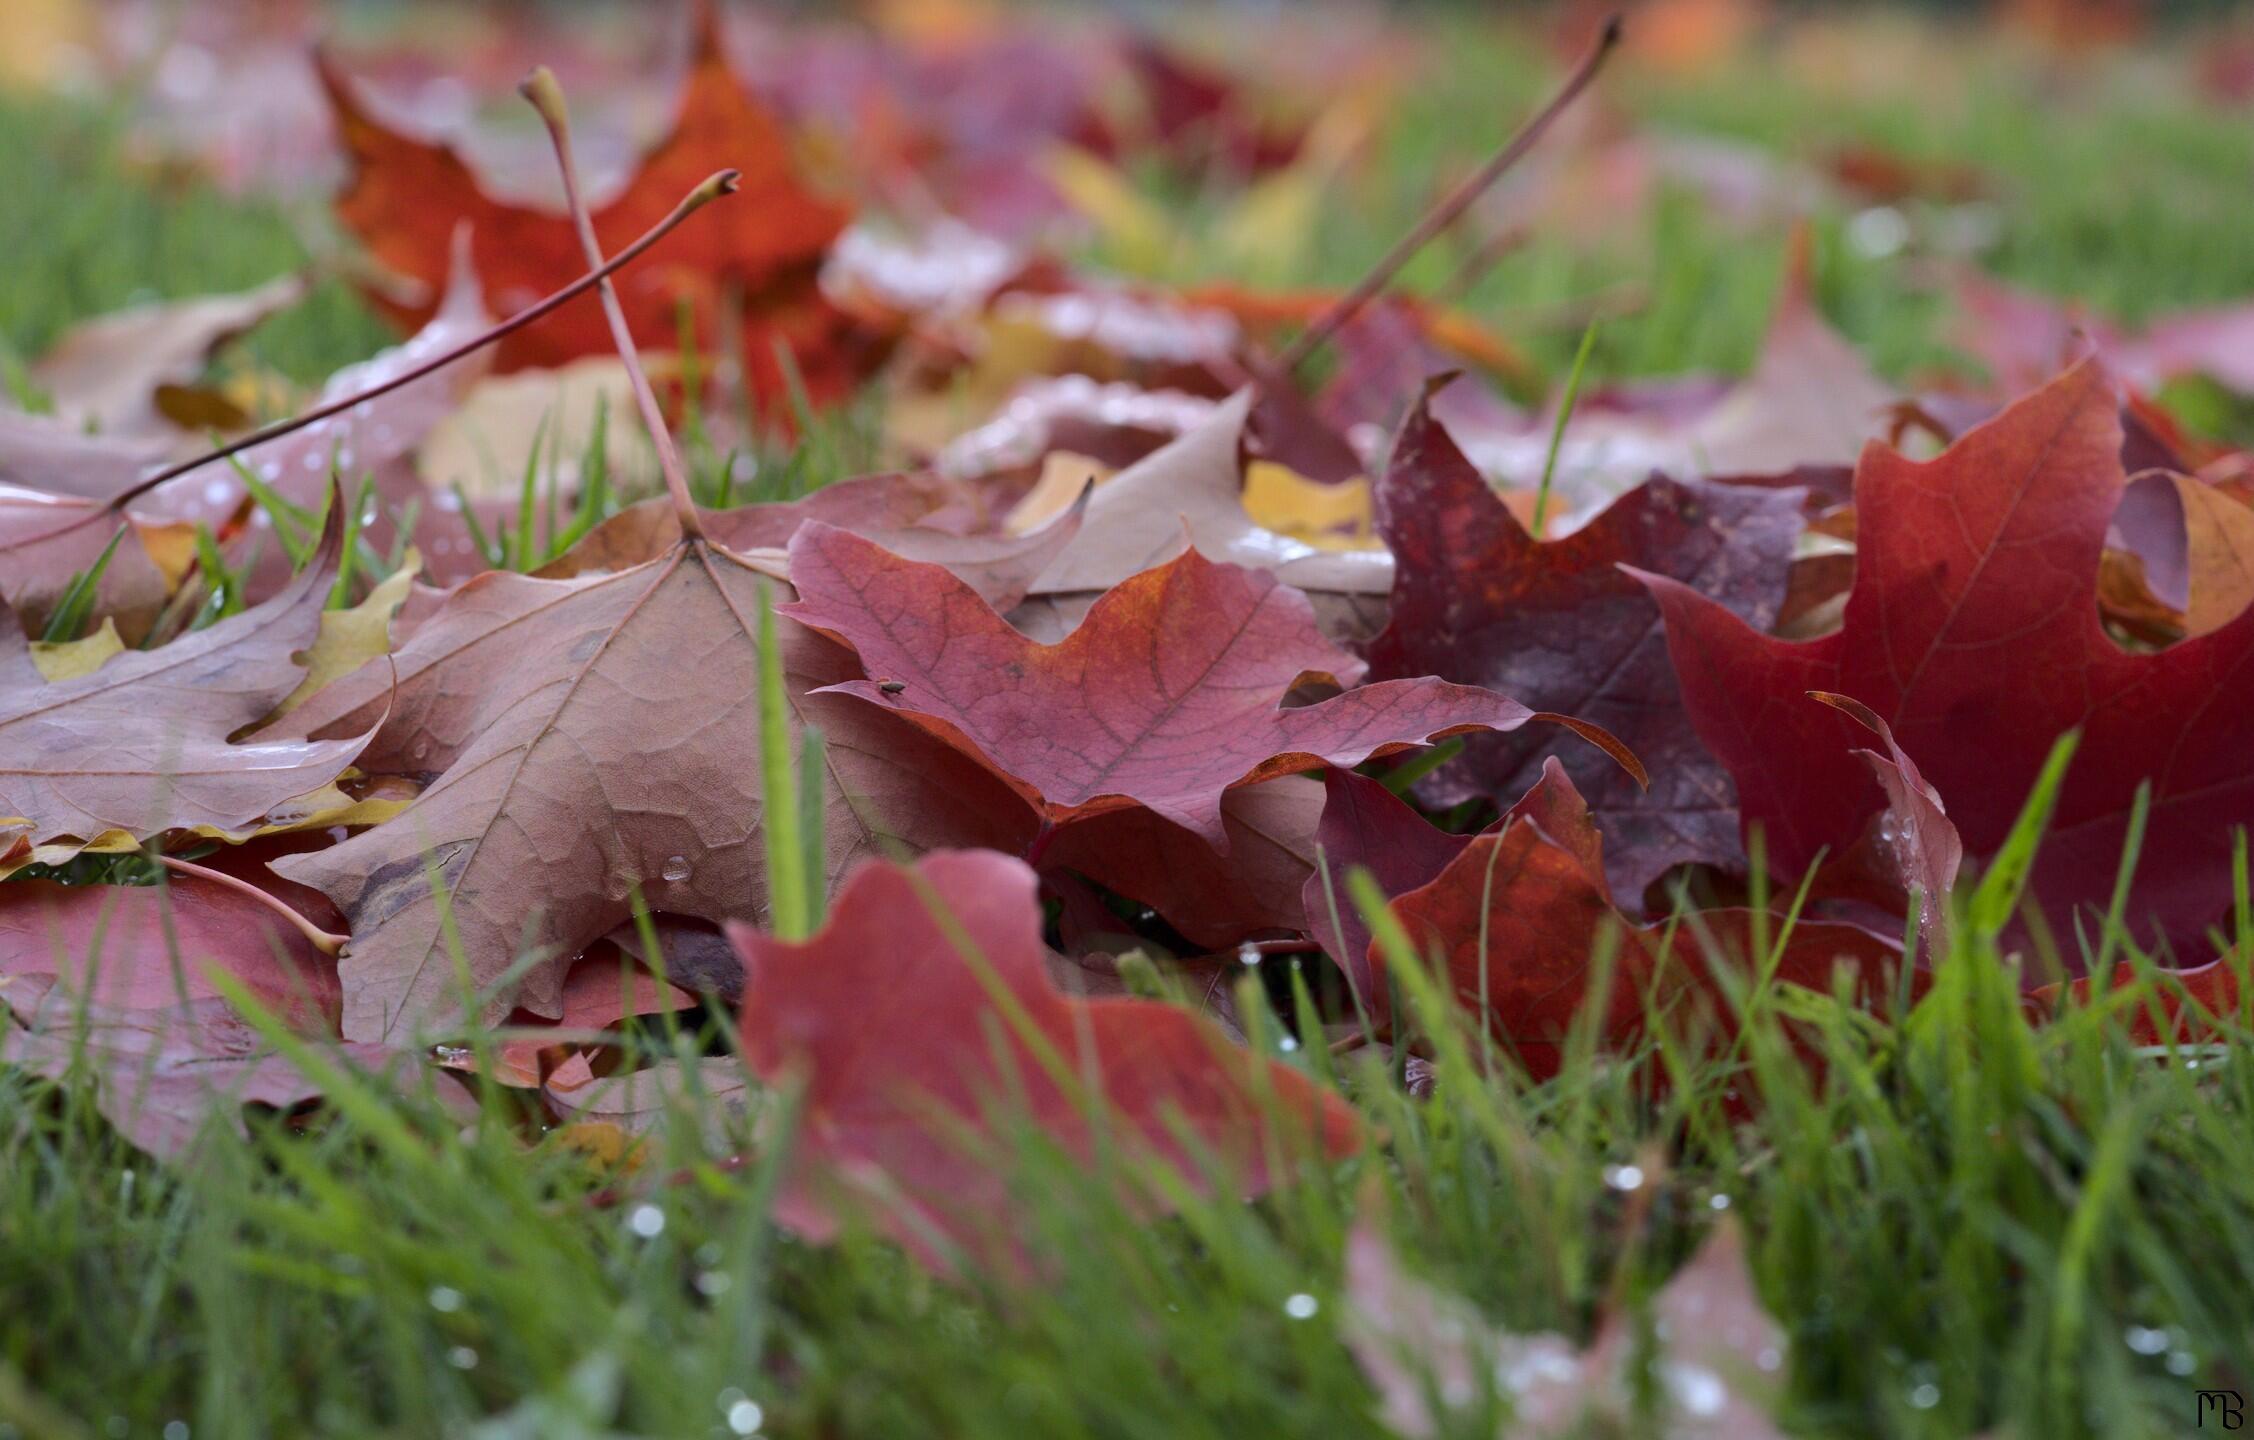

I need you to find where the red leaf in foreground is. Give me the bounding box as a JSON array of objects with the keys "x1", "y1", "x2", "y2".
[
  {"x1": 1378, "y1": 762, "x2": 1902, "y2": 1077},
  {"x1": 0, "y1": 875, "x2": 437, "y2": 1159},
  {"x1": 0, "y1": 876, "x2": 339, "y2": 1031},
  {"x1": 783, "y1": 522, "x2": 1629, "y2": 848},
  {"x1": 1368, "y1": 388, "x2": 1801, "y2": 906},
  {"x1": 2029, "y1": 960, "x2": 2247, "y2": 1046},
  {"x1": 726, "y1": 850, "x2": 1360, "y2": 1269},
  {"x1": 1639, "y1": 361, "x2": 2254, "y2": 962}
]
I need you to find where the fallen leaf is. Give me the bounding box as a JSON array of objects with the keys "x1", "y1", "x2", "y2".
[
  {"x1": 1020, "y1": 390, "x2": 1393, "y2": 601},
  {"x1": 1342, "y1": 1214, "x2": 1790, "y2": 1438},
  {"x1": 0, "y1": 874, "x2": 339, "y2": 1030},
  {"x1": 1367, "y1": 388, "x2": 1801, "y2": 906},
  {"x1": 727, "y1": 849, "x2": 1360, "y2": 1269},
  {"x1": 1040, "y1": 776, "x2": 1326, "y2": 949},
  {"x1": 2029, "y1": 959, "x2": 2246, "y2": 1044},
  {"x1": 269, "y1": 517, "x2": 1035, "y2": 1042},
  {"x1": 0, "y1": 991, "x2": 407, "y2": 1159},
  {"x1": 1301, "y1": 767, "x2": 1474, "y2": 1008},
  {"x1": 783, "y1": 520, "x2": 1605, "y2": 848},
  {"x1": 0, "y1": 501, "x2": 373, "y2": 846},
  {"x1": 1375, "y1": 759, "x2": 1902, "y2": 1073},
  {"x1": 490, "y1": 946, "x2": 693, "y2": 1088},
  {"x1": 320, "y1": 4, "x2": 871, "y2": 409},
  {"x1": 28, "y1": 618, "x2": 124, "y2": 682},
  {"x1": 274, "y1": 556, "x2": 420, "y2": 716},
  {"x1": 0, "y1": 408, "x2": 167, "y2": 501},
  {"x1": 1435, "y1": 245, "x2": 1892, "y2": 522},
  {"x1": 1640, "y1": 361, "x2": 2254, "y2": 962},
  {"x1": 29, "y1": 272, "x2": 307, "y2": 440}
]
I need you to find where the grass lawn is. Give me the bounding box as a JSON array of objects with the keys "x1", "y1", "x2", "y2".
[{"x1": 4, "y1": 8, "x2": 2254, "y2": 1438}]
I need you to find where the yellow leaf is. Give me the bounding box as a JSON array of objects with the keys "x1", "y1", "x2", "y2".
[
  {"x1": 29, "y1": 617, "x2": 123, "y2": 681},
  {"x1": 1241, "y1": 461, "x2": 1378, "y2": 551},
  {"x1": 274, "y1": 554, "x2": 420, "y2": 717},
  {"x1": 1040, "y1": 146, "x2": 1177, "y2": 274},
  {"x1": 1005, "y1": 452, "x2": 1119, "y2": 535}
]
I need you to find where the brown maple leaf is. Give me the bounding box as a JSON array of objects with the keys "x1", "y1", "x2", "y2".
[
  {"x1": 268, "y1": 523, "x2": 1038, "y2": 1041},
  {"x1": 0, "y1": 502, "x2": 373, "y2": 848}
]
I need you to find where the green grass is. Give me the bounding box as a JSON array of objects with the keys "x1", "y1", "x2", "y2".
[{"x1": 6, "y1": 12, "x2": 2254, "y2": 1440}]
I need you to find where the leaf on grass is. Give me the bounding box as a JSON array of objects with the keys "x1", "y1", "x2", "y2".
[
  {"x1": 0, "y1": 501, "x2": 374, "y2": 846},
  {"x1": 318, "y1": 2, "x2": 870, "y2": 408},
  {"x1": 0, "y1": 872, "x2": 437, "y2": 1160},
  {"x1": 1351, "y1": 760, "x2": 1901, "y2": 1073},
  {"x1": 1368, "y1": 388, "x2": 1801, "y2": 906},
  {"x1": 1342, "y1": 1216, "x2": 1789, "y2": 1439},
  {"x1": 1017, "y1": 389, "x2": 1394, "y2": 616},
  {"x1": 1639, "y1": 360, "x2": 2254, "y2": 961},
  {"x1": 0, "y1": 485, "x2": 187, "y2": 640},
  {"x1": 726, "y1": 849, "x2": 1360, "y2": 1270},
  {"x1": 1040, "y1": 776, "x2": 1326, "y2": 949},
  {"x1": 30, "y1": 272, "x2": 307, "y2": 440},
  {"x1": 486, "y1": 946, "x2": 693, "y2": 1089},
  {"x1": 0, "y1": 874, "x2": 339, "y2": 1030},
  {"x1": 2028, "y1": 959, "x2": 2246, "y2": 1045},
  {"x1": 269, "y1": 523, "x2": 1035, "y2": 1042},
  {"x1": 784, "y1": 521, "x2": 1610, "y2": 848}
]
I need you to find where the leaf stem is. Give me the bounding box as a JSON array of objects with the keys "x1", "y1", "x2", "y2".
[
  {"x1": 522, "y1": 66, "x2": 706, "y2": 540},
  {"x1": 154, "y1": 854, "x2": 348, "y2": 957},
  {"x1": 1273, "y1": 13, "x2": 1622, "y2": 375},
  {"x1": 5, "y1": 168, "x2": 739, "y2": 557}
]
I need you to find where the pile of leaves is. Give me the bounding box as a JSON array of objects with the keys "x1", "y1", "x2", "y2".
[{"x1": 5, "y1": 2, "x2": 2254, "y2": 1434}]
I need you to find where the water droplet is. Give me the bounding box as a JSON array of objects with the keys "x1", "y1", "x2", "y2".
[
  {"x1": 164, "y1": 1422, "x2": 191, "y2": 1440},
  {"x1": 428, "y1": 1286, "x2": 462, "y2": 1312},
  {"x1": 1237, "y1": 943, "x2": 1261, "y2": 967},
  {"x1": 432, "y1": 1044, "x2": 473, "y2": 1068},
  {"x1": 1282, "y1": 1293, "x2": 1318, "y2": 1320},
  {"x1": 447, "y1": 1346, "x2": 478, "y2": 1370},
  {"x1": 626, "y1": 1203, "x2": 665, "y2": 1238},
  {"x1": 726, "y1": 1400, "x2": 764, "y2": 1435},
  {"x1": 1908, "y1": 1382, "x2": 1941, "y2": 1410},
  {"x1": 696, "y1": 1270, "x2": 732, "y2": 1296},
  {"x1": 202, "y1": 478, "x2": 232, "y2": 506},
  {"x1": 662, "y1": 855, "x2": 693, "y2": 883},
  {"x1": 409, "y1": 738, "x2": 431, "y2": 763},
  {"x1": 1709, "y1": 1193, "x2": 1732, "y2": 1211},
  {"x1": 1664, "y1": 1362, "x2": 1727, "y2": 1417},
  {"x1": 1603, "y1": 1163, "x2": 1645, "y2": 1192},
  {"x1": 1278, "y1": 1035, "x2": 1300, "y2": 1053},
  {"x1": 2124, "y1": 1324, "x2": 2170, "y2": 1355},
  {"x1": 2167, "y1": 1350, "x2": 2198, "y2": 1376}
]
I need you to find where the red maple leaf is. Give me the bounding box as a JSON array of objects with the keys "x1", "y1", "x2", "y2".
[
  {"x1": 782, "y1": 521, "x2": 1634, "y2": 849},
  {"x1": 1381, "y1": 761, "x2": 1905, "y2": 1077},
  {"x1": 318, "y1": 3, "x2": 877, "y2": 408},
  {"x1": 1639, "y1": 361, "x2": 2254, "y2": 964},
  {"x1": 727, "y1": 849, "x2": 1360, "y2": 1270}
]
